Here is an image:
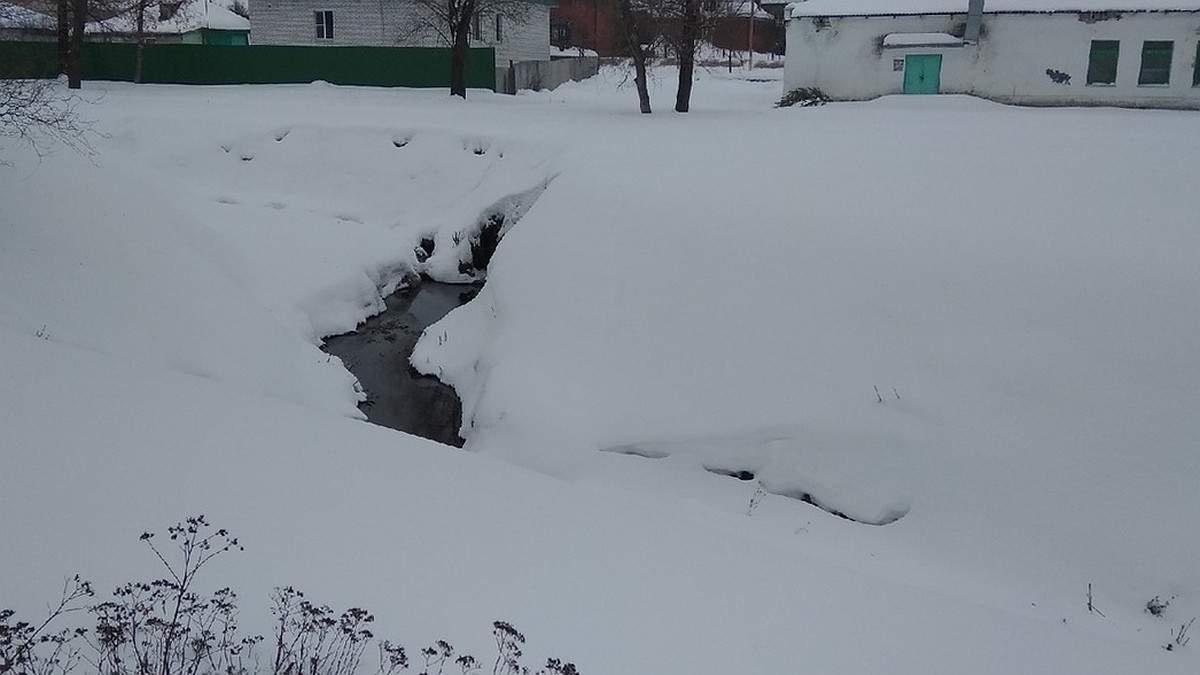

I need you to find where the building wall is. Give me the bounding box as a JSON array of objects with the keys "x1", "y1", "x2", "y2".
[
  {"x1": 550, "y1": 0, "x2": 623, "y2": 55},
  {"x1": 254, "y1": 0, "x2": 548, "y2": 62},
  {"x1": 709, "y1": 16, "x2": 779, "y2": 55},
  {"x1": 491, "y1": 3, "x2": 551, "y2": 63},
  {"x1": 784, "y1": 10, "x2": 1200, "y2": 108}
]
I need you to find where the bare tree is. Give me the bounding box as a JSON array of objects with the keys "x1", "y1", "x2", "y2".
[
  {"x1": 52, "y1": 0, "x2": 153, "y2": 88},
  {"x1": 660, "y1": 0, "x2": 737, "y2": 112},
  {"x1": 57, "y1": 0, "x2": 71, "y2": 73},
  {"x1": 670, "y1": 0, "x2": 699, "y2": 112},
  {"x1": 0, "y1": 77, "x2": 93, "y2": 159},
  {"x1": 410, "y1": 0, "x2": 531, "y2": 97},
  {"x1": 65, "y1": 0, "x2": 86, "y2": 88},
  {"x1": 611, "y1": 0, "x2": 654, "y2": 113},
  {"x1": 130, "y1": 0, "x2": 154, "y2": 83},
  {"x1": 122, "y1": 0, "x2": 194, "y2": 84}
]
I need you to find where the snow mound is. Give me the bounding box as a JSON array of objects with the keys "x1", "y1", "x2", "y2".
[{"x1": 604, "y1": 427, "x2": 913, "y2": 525}]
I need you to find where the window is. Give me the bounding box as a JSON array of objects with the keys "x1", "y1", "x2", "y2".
[
  {"x1": 495, "y1": 15, "x2": 503, "y2": 42},
  {"x1": 1086, "y1": 40, "x2": 1119, "y2": 85},
  {"x1": 550, "y1": 19, "x2": 571, "y2": 46},
  {"x1": 314, "y1": 10, "x2": 333, "y2": 40},
  {"x1": 1138, "y1": 40, "x2": 1173, "y2": 85},
  {"x1": 472, "y1": 14, "x2": 482, "y2": 41},
  {"x1": 1194, "y1": 42, "x2": 1200, "y2": 86}
]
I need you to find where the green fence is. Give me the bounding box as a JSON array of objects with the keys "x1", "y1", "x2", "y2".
[{"x1": 0, "y1": 41, "x2": 496, "y2": 90}]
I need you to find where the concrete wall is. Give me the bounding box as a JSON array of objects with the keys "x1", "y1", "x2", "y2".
[
  {"x1": 784, "y1": 10, "x2": 1200, "y2": 108},
  {"x1": 255, "y1": 0, "x2": 549, "y2": 63},
  {"x1": 497, "y1": 54, "x2": 598, "y2": 92}
]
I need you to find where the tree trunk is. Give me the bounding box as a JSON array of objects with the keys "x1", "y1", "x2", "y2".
[
  {"x1": 674, "y1": 0, "x2": 698, "y2": 113},
  {"x1": 449, "y1": 0, "x2": 476, "y2": 98},
  {"x1": 450, "y1": 29, "x2": 469, "y2": 97},
  {"x1": 614, "y1": 0, "x2": 651, "y2": 113},
  {"x1": 134, "y1": 1, "x2": 147, "y2": 84},
  {"x1": 66, "y1": 0, "x2": 86, "y2": 89},
  {"x1": 56, "y1": 0, "x2": 70, "y2": 74},
  {"x1": 633, "y1": 54, "x2": 651, "y2": 113}
]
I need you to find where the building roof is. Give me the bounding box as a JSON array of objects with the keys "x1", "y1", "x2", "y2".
[
  {"x1": 788, "y1": 0, "x2": 1200, "y2": 17},
  {"x1": 0, "y1": 0, "x2": 55, "y2": 29},
  {"x1": 89, "y1": 1, "x2": 250, "y2": 34}
]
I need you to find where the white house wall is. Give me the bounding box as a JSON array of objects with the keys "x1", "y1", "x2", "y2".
[
  {"x1": 255, "y1": 0, "x2": 549, "y2": 62},
  {"x1": 493, "y1": 3, "x2": 550, "y2": 64},
  {"x1": 784, "y1": 11, "x2": 1200, "y2": 108}
]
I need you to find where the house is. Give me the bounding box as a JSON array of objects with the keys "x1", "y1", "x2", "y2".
[
  {"x1": 0, "y1": 0, "x2": 250, "y2": 44},
  {"x1": 550, "y1": 0, "x2": 779, "y2": 57},
  {"x1": 253, "y1": 0, "x2": 554, "y2": 65},
  {"x1": 0, "y1": 0, "x2": 55, "y2": 40},
  {"x1": 88, "y1": 1, "x2": 251, "y2": 45},
  {"x1": 783, "y1": 0, "x2": 1200, "y2": 109},
  {"x1": 551, "y1": 0, "x2": 623, "y2": 54},
  {"x1": 707, "y1": 0, "x2": 779, "y2": 56}
]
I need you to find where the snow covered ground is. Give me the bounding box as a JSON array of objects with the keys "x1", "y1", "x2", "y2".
[{"x1": 2, "y1": 68, "x2": 1199, "y2": 674}]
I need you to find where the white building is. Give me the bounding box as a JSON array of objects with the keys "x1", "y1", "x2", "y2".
[
  {"x1": 254, "y1": 0, "x2": 552, "y2": 64},
  {"x1": 783, "y1": 0, "x2": 1200, "y2": 108}
]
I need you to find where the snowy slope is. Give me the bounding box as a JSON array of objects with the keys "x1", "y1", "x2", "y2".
[{"x1": 2, "y1": 73, "x2": 1199, "y2": 675}]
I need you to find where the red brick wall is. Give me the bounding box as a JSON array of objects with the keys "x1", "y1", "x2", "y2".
[{"x1": 551, "y1": 0, "x2": 625, "y2": 56}]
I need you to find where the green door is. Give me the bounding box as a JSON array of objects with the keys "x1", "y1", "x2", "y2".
[{"x1": 903, "y1": 54, "x2": 942, "y2": 94}]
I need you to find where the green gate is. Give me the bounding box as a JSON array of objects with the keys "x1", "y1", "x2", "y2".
[{"x1": 903, "y1": 54, "x2": 942, "y2": 94}]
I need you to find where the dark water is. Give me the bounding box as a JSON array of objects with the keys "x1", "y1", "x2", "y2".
[{"x1": 322, "y1": 282, "x2": 477, "y2": 446}]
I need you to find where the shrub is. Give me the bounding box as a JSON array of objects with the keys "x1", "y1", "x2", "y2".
[
  {"x1": 90, "y1": 516, "x2": 256, "y2": 675},
  {"x1": 2, "y1": 516, "x2": 583, "y2": 675},
  {"x1": 775, "y1": 87, "x2": 830, "y2": 108},
  {"x1": 0, "y1": 576, "x2": 92, "y2": 675},
  {"x1": 1146, "y1": 594, "x2": 1174, "y2": 617}
]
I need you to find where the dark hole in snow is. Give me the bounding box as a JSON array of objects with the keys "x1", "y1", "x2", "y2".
[
  {"x1": 415, "y1": 237, "x2": 435, "y2": 263},
  {"x1": 469, "y1": 214, "x2": 504, "y2": 272},
  {"x1": 705, "y1": 467, "x2": 756, "y2": 481},
  {"x1": 322, "y1": 281, "x2": 478, "y2": 447}
]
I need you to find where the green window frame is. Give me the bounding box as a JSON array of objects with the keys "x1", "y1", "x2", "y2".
[
  {"x1": 1086, "y1": 40, "x2": 1119, "y2": 85},
  {"x1": 1193, "y1": 42, "x2": 1200, "y2": 87},
  {"x1": 1138, "y1": 40, "x2": 1173, "y2": 86}
]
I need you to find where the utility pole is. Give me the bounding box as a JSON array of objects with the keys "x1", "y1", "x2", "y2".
[{"x1": 746, "y1": 0, "x2": 754, "y2": 69}]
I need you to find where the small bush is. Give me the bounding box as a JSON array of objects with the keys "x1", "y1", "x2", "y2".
[
  {"x1": 2, "y1": 516, "x2": 583, "y2": 675},
  {"x1": 1146, "y1": 594, "x2": 1175, "y2": 617},
  {"x1": 775, "y1": 87, "x2": 830, "y2": 108}
]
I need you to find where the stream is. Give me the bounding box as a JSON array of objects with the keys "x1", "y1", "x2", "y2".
[{"x1": 321, "y1": 281, "x2": 477, "y2": 447}]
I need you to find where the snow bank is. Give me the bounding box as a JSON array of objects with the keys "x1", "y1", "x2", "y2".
[{"x1": 3, "y1": 76, "x2": 1200, "y2": 675}]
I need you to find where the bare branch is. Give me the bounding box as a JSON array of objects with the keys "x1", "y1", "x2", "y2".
[{"x1": 0, "y1": 78, "x2": 94, "y2": 161}]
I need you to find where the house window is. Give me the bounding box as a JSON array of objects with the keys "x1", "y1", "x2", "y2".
[
  {"x1": 472, "y1": 14, "x2": 482, "y2": 41},
  {"x1": 1086, "y1": 40, "x2": 1119, "y2": 85},
  {"x1": 495, "y1": 15, "x2": 503, "y2": 42},
  {"x1": 314, "y1": 10, "x2": 333, "y2": 39},
  {"x1": 1194, "y1": 43, "x2": 1200, "y2": 86},
  {"x1": 1138, "y1": 40, "x2": 1173, "y2": 85},
  {"x1": 550, "y1": 19, "x2": 571, "y2": 46}
]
